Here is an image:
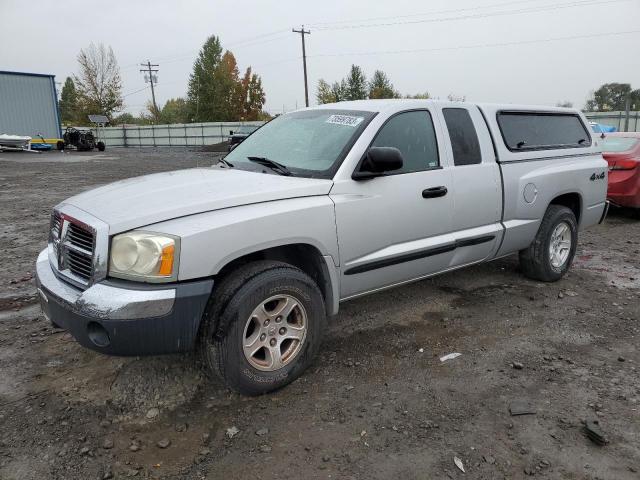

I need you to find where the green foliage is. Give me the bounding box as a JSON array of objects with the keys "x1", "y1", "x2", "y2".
[
  {"x1": 345, "y1": 65, "x2": 368, "y2": 101},
  {"x1": 332, "y1": 80, "x2": 347, "y2": 102},
  {"x1": 316, "y1": 79, "x2": 336, "y2": 104},
  {"x1": 368, "y1": 70, "x2": 399, "y2": 99},
  {"x1": 317, "y1": 67, "x2": 428, "y2": 103},
  {"x1": 59, "y1": 77, "x2": 78, "y2": 124},
  {"x1": 160, "y1": 98, "x2": 190, "y2": 124},
  {"x1": 187, "y1": 35, "x2": 266, "y2": 122},
  {"x1": 405, "y1": 92, "x2": 431, "y2": 99},
  {"x1": 110, "y1": 112, "x2": 148, "y2": 125},
  {"x1": 74, "y1": 43, "x2": 124, "y2": 122},
  {"x1": 584, "y1": 83, "x2": 640, "y2": 111}
]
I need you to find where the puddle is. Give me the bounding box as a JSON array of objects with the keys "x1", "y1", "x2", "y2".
[{"x1": 574, "y1": 249, "x2": 640, "y2": 289}]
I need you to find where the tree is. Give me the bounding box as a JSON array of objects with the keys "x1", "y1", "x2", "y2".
[
  {"x1": 406, "y1": 92, "x2": 431, "y2": 99},
  {"x1": 59, "y1": 77, "x2": 79, "y2": 124},
  {"x1": 316, "y1": 79, "x2": 337, "y2": 104},
  {"x1": 160, "y1": 98, "x2": 190, "y2": 124},
  {"x1": 187, "y1": 35, "x2": 265, "y2": 121},
  {"x1": 332, "y1": 80, "x2": 348, "y2": 102},
  {"x1": 111, "y1": 112, "x2": 140, "y2": 125},
  {"x1": 556, "y1": 101, "x2": 573, "y2": 108},
  {"x1": 584, "y1": 83, "x2": 640, "y2": 111},
  {"x1": 187, "y1": 35, "x2": 224, "y2": 121},
  {"x1": 368, "y1": 70, "x2": 398, "y2": 99},
  {"x1": 345, "y1": 65, "x2": 368, "y2": 101},
  {"x1": 74, "y1": 43, "x2": 124, "y2": 121},
  {"x1": 238, "y1": 67, "x2": 266, "y2": 120}
]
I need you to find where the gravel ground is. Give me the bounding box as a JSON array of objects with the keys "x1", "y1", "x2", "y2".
[{"x1": 0, "y1": 148, "x2": 638, "y2": 480}]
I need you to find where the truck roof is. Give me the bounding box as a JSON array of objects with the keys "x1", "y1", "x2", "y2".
[{"x1": 311, "y1": 99, "x2": 580, "y2": 116}]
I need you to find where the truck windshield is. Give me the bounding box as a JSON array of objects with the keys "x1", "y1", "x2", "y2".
[{"x1": 224, "y1": 109, "x2": 375, "y2": 178}]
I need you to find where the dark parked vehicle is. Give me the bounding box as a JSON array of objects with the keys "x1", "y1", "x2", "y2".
[
  {"x1": 228, "y1": 125, "x2": 258, "y2": 151},
  {"x1": 59, "y1": 127, "x2": 105, "y2": 152}
]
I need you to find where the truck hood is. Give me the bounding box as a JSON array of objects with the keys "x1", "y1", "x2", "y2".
[{"x1": 63, "y1": 167, "x2": 333, "y2": 233}]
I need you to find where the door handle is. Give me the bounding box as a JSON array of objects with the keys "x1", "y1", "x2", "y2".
[{"x1": 422, "y1": 186, "x2": 448, "y2": 199}]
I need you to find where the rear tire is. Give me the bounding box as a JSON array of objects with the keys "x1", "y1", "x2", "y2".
[
  {"x1": 200, "y1": 261, "x2": 326, "y2": 395},
  {"x1": 97, "y1": 141, "x2": 106, "y2": 152},
  {"x1": 519, "y1": 205, "x2": 578, "y2": 282}
]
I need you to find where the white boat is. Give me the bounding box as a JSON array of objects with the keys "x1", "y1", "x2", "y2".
[{"x1": 0, "y1": 134, "x2": 32, "y2": 150}]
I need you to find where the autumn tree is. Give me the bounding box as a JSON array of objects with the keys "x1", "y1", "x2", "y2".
[
  {"x1": 238, "y1": 67, "x2": 266, "y2": 120},
  {"x1": 58, "y1": 77, "x2": 78, "y2": 124},
  {"x1": 368, "y1": 70, "x2": 399, "y2": 99},
  {"x1": 74, "y1": 43, "x2": 124, "y2": 121},
  {"x1": 187, "y1": 35, "x2": 265, "y2": 122},
  {"x1": 316, "y1": 79, "x2": 336, "y2": 104}
]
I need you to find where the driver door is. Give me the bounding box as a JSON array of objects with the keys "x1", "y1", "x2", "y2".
[{"x1": 330, "y1": 109, "x2": 455, "y2": 299}]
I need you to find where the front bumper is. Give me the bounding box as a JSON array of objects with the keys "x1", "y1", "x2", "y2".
[{"x1": 35, "y1": 249, "x2": 213, "y2": 356}]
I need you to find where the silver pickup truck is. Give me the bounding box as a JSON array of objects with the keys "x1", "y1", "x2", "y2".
[{"x1": 36, "y1": 100, "x2": 608, "y2": 394}]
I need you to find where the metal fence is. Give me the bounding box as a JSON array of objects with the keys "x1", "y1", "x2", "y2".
[
  {"x1": 95, "y1": 121, "x2": 264, "y2": 147},
  {"x1": 91, "y1": 112, "x2": 639, "y2": 149},
  {"x1": 584, "y1": 111, "x2": 640, "y2": 132}
]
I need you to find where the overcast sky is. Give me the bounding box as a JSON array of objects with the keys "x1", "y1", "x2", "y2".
[{"x1": 1, "y1": 0, "x2": 639, "y2": 116}]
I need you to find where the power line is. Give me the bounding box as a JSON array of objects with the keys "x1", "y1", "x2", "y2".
[
  {"x1": 307, "y1": 0, "x2": 541, "y2": 27},
  {"x1": 307, "y1": 29, "x2": 640, "y2": 59},
  {"x1": 122, "y1": 85, "x2": 150, "y2": 98},
  {"x1": 292, "y1": 26, "x2": 311, "y2": 107},
  {"x1": 312, "y1": 0, "x2": 632, "y2": 31}
]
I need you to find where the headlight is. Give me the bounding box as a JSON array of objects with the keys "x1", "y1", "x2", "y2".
[{"x1": 109, "y1": 232, "x2": 180, "y2": 282}]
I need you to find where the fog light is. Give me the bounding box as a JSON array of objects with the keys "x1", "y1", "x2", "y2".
[{"x1": 87, "y1": 322, "x2": 110, "y2": 348}]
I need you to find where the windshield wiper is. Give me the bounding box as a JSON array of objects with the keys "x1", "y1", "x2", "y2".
[
  {"x1": 217, "y1": 157, "x2": 234, "y2": 168},
  {"x1": 247, "y1": 156, "x2": 291, "y2": 176}
]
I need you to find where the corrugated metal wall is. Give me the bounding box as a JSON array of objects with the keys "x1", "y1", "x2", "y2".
[{"x1": 0, "y1": 72, "x2": 61, "y2": 139}]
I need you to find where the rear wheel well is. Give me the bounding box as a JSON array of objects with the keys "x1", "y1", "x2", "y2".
[
  {"x1": 215, "y1": 244, "x2": 333, "y2": 315},
  {"x1": 549, "y1": 193, "x2": 581, "y2": 224}
]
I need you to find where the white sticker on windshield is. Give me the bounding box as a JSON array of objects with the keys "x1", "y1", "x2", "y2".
[{"x1": 326, "y1": 114, "x2": 364, "y2": 127}]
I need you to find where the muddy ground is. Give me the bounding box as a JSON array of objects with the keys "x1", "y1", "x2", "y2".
[{"x1": 0, "y1": 148, "x2": 638, "y2": 480}]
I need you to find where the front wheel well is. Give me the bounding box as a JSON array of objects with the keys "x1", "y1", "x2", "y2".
[
  {"x1": 549, "y1": 192, "x2": 582, "y2": 225},
  {"x1": 215, "y1": 244, "x2": 334, "y2": 317}
]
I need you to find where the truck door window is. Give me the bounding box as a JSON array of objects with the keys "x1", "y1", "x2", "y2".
[
  {"x1": 371, "y1": 110, "x2": 439, "y2": 173},
  {"x1": 443, "y1": 108, "x2": 482, "y2": 166}
]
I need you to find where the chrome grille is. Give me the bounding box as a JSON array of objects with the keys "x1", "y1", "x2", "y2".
[
  {"x1": 50, "y1": 212, "x2": 61, "y2": 259},
  {"x1": 49, "y1": 210, "x2": 96, "y2": 287},
  {"x1": 68, "y1": 223, "x2": 95, "y2": 252}
]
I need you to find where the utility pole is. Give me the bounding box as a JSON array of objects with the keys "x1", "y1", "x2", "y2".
[
  {"x1": 624, "y1": 94, "x2": 631, "y2": 132},
  {"x1": 292, "y1": 26, "x2": 310, "y2": 107},
  {"x1": 140, "y1": 60, "x2": 159, "y2": 120}
]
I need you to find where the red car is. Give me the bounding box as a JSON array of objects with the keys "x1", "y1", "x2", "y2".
[{"x1": 602, "y1": 132, "x2": 640, "y2": 212}]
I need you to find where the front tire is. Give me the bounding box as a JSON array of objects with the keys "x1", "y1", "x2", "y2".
[
  {"x1": 519, "y1": 205, "x2": 578, "y2": 282},
  {"x1": 200, "y1": 261, "x2": 326, "y2": 395}
]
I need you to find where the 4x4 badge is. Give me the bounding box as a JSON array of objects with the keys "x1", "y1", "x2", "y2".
[{"x1": 590, "y1": 172, "x2": 605, "y2": 181}]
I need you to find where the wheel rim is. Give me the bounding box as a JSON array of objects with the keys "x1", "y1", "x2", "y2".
[
  {"x1": 242, "y1": 294, "x2": 308, "y2": 372},
  {"x1": 549, "y1": 221, "x2": 572, "y2": 268}
]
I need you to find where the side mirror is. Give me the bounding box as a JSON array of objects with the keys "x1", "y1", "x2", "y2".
[{"x1": 353, "y1": 147, "x2": 403, "y2": 179}]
